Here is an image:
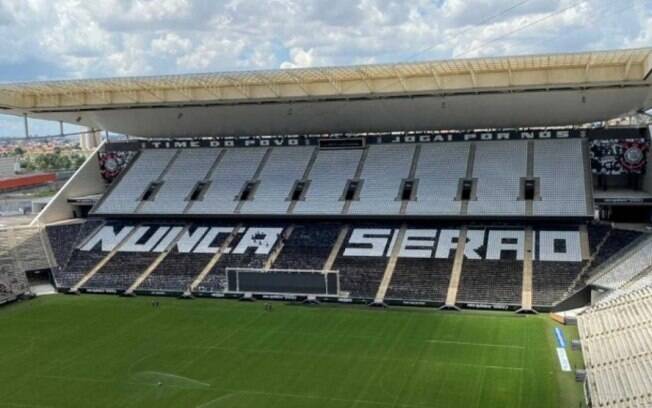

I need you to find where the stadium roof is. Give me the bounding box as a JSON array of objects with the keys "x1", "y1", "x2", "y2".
[{"x1": 1, "y1": 48, "x2": 651, "y2": 137}]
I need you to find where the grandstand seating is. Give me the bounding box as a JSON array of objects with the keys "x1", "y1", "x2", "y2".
[
  {"x1": 93, "y1": 139, "x2": 592, "y2": 218},
  {"x1": 457, "y1": 259, "x2": 523, "y2": 305},
  {"x1": 386, "y1": 258, "x2": 452, "y2": 303},
  {"x1": 532, "y1": 261, "x2": 584, "y2": 306},
  {"x1": 405, "y1": 143, "x2": 469, "y2": 215},
  {"x1": 467, "y1": 141, "x2": 526, "y2": 216},
  {"x1": 139, "y1": 149, "x2": 219, "y2": 214},
  {"x1": 590, "y1": 236, "x2": 652, "y2": 290},
  {"x1": 578, "y1": 287, "x2": 652, "y2": 407},
  {"x1": 187, "y1": 147, "x2": 267, "y2": 214},
  {"x1": 139, "y1": 250, "x2": 212, "y2": 293},
  {"x1": 533, "y1": 139, "x2": 588, "y2": 216},
  {"x1": 293, "y1": 149, "x2": 362, "y2": 214},
  {"x1": 51, "y1": 220, "x2": 104, "y2": 288},
  {"x1": 194, "y1": 227, "x2": 270, "y2": 293},
  {"x1": 0, "y1": 258, "x2": 28, "y2": 303},
  {"x1": 46, "y1": 221, "x2": 83, "y2": 268},
  {"x1": 84, "y1": 252, "x2": 159, "y2": 291},
  {"x1": 240, "y1": 146, "x2": 316, "y2": 214},
  {"x1": 271, "y1": 223, "x2": 340, "y2": 270},
  {"x1": 96, "y1": 149, "x2": 176, "y2": 214},
  {"x1": 46, "y1": 220, "x2": 644, "y2": 308},
  {"x1": 348, "y1": 144, "x2": 415, "y2": 215}
]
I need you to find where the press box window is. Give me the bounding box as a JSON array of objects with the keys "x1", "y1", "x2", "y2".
[
  {"x1": 521, "y1": 178, "x2": 538, "y2": 201},
  {"x1": 289, "y1": 180, "x2": 308, "y2": 201},
  {"x1": 238, "y1": 181, "x2": 257, "y2": 201},
  {"x1": 343, "y1": 180, "x2": 361, "y2": 201},
  {"x1": 188, "y1": 181, "x2": 208, "y2": 201},
  {"x1": 399, "y1": 179, "x2": 416, "y2": 201},
  {"x1": 460, "y1": 179, "x2": 473, "y2": 201},
  {"x1": 141, "y1": 182, "x2": 162, "y2": 201}
]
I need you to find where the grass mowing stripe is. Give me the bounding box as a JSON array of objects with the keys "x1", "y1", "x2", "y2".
[{"x1": 0, "y1": 295, "x2": 583, "y2": 408}]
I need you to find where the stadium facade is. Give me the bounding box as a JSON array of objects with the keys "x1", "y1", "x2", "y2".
[{"x1": 1, "y1": 47, "x2": 652, "y2": 407}]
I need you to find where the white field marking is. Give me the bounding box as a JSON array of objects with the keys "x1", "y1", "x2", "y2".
[
  {"x1": 36, "y1": 374, "x2": 205, "y2": 391},
  {"x1": 425, "y1": 339, "x2": 525, "y2": 349},
  {"x1": 194, "y1": 393, "x2": 236, "y2": 408},
  {"x1": 132, "y1": 370, "x2": 211, "y2": 388}
]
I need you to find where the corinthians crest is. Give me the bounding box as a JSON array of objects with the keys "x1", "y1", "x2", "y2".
[{"x1": 590, "y1": 138, "x2": 649, "y2": 175}]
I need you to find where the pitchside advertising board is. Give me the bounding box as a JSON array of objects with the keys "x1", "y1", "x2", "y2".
[
  {"x1": 81, "y1": 225, "x2": 583, "y2": 263},
  {"x1": 106, "y1": 128, "x2": 648, "y2": 152}
]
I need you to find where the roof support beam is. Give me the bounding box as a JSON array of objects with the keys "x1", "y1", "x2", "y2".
[
  {"x1": 286, "y1": 72, "x2": 311, "y2": 96},
  {"x1": 393, "y1": 68, "x2": 407, "y2": 91},
  {"x1": 223, "y1": 76, "x2": 251, "y2": 98},
  {"x1": 464, "y1": 62, "x2": 477, "y2": 88},
  {"x1": 429, "y1": 65, "x2": 442, "y2": 90},
  {"x1": 624, "y1": 54, "x2": 635, "y2": 79},
  {"x1": 507, "y1": 61, "x2": 513, "y2": 87},
  {"x1": 584, "y1": 55, "x2": 594, "y2": 82},
  {"x1": 356, "y1": 68, "x2": 376, "y2": 93},
  {"x1": 254, "y1": 75, "x2": 281, "y2": 97},
  {"x1": 319, "y1": 69, "x2": 343, "y2": 94}
]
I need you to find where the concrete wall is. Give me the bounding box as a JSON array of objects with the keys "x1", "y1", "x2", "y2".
[{"x1": 31, "y1": 142, "x2": 106, "y2": 226}]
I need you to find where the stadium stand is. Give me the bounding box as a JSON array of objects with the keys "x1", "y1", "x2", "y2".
[
  {"x1": 186, "y1": 147, "x2": 268, "y2": 214},
  {"x1": 532, "y1": 227, "x2": 585, "y2": 306},
  {"x1": 46, "y1": 221, "x2": 83, "y2": 269},
  {"x1": 386, "y1": 257, "x2": 452, "y2": 303},
  {"x1": 467, "y1": 141, "x2": 527, "y2": 216},
  {"x1": 330, "y1": 226, "x2": 391, "y2": 299},
  {"x1": 455, "y1": 228, "x2": 524, "y2": 306},
  {"x1": 240, "y1": 146, "x2": 316, "y2": 214},
  {"x1": 139, "y1": 149, "x2": 220, "y2": 214},
  {"x1": 137, "y1": 225, "x2": 226, "y2": 292},
  {"x1": 348, "y1": 144, "x2": 415, "y2": 215},
  {"x1": 271, "y1": 223, "x2": 340, "y2": 270},
  {"x1": 405, "y1": 143, "x2": 469, "y2": 215},
  {"x1": 194, "y1": 226, "x2": 273, "y2": 293},
  {"x1": 533, "y1": 139, "x2": 589, "y2": 216},
  {"x1": 590, "y1": 235, "x2": 652, "y2": 290},
  {"x1": 578, "y1": 287, "x2": 652, "y2": 407},
  {"x1": 95, "y1": 149, "x2": 177, "y2": 214},
  {"x1": 293, "y1": 149, "x2": 363, "y2": 215},
  {"x1": 93, "y1": 139, "x2": 591, "y2": 218},
  {"x1": 46, "y1": 218, "x2": 648, "y2": 310}
]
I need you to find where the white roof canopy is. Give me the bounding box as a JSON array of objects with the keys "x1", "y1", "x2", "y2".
[{"x1": 1, "y1": 48, "x2": 651, "y2": 137}]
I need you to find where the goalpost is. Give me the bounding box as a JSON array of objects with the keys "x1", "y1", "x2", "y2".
[{"x1": 225, "y1": 267, "x2": 339, "y2": 297}]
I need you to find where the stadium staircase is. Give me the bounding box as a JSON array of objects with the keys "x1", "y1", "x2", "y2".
[
  {"x1": 442, "y1": 228, "x2": 467, "y2": 310},
  {"x1": 517, "y1": 227, "x2": 535, "y2": 313},
  {"x1": 373, "y1": 224, "x2": 406, "y2": 305},
  {"x1": 322, "y1": 225, "x2": 349, "y2": 272},
  {"x1": 264, "y1": 225, "x2": 294, "y2": 270},
  {"x1": 125, "y1": 226, "x2": 187, "y2": 295}
]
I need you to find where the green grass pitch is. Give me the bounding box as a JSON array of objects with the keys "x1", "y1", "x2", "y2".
[{"x1": 0, "y1": 295, "x2": 584, "y2": 408}]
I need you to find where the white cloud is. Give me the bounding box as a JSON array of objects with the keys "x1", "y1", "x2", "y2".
[{"x1": 0, "y1": 0, "x2": 649, "y2": 136}]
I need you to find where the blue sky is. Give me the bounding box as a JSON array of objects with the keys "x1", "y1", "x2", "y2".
[{"x1": 0, "y1": 0, "x2": 650, "y2": 138}]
